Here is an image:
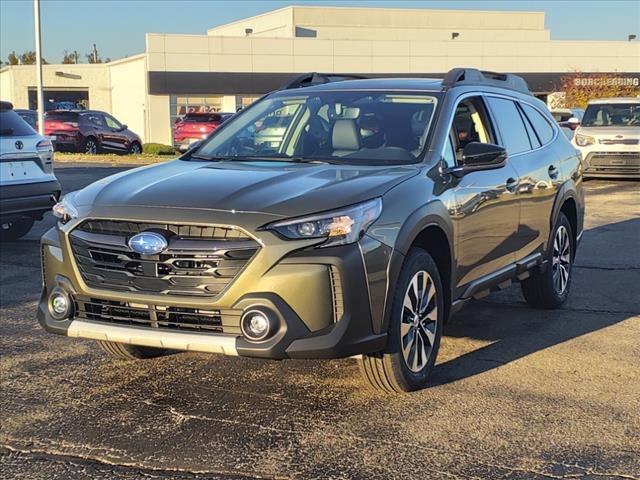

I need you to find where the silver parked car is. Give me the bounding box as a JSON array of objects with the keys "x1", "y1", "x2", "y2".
[
  {"x1": 572, "y1": 97, "x2": 640, "y2": 178},
  {"x1": 0, "y1": 101, "x2": 61, "y2": 240}
]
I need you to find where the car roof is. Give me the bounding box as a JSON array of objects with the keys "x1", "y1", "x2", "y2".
[
  {"x1": 277, "y1": 77, "x2": 444, "y2": 93},
  {"x1": 588, "y1": 97, "x2": 640, "y2": 105}
]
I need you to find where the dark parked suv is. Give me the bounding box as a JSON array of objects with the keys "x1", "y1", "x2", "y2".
[
  {"x1": 38, "y1": 69, "x2": 584, "y2": 392},
  {"x1": 44, "y1": 110, "x2": 142, "y2": 154}
]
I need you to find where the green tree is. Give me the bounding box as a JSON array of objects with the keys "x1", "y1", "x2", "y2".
[{"x1": 7, "y1": 51, "x2": 18, "y2": 65}]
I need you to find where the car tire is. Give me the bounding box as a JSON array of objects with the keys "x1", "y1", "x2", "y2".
[
  {"x1": 83, "y1": 137, "x2": 98, "y2": 154},
  {"x1": 521, "y1": 212, "x2": 574, "y2": 309},
  {"x1": 129, "y1": 142, "x2": 142, "y2": 155},
  {"x1": 359, "y1": 248, "x2": 444, "y2": 393},
  {"x1": 97, "y1": 341, "x2": 170, "y2": 360},
  {"x1": 0, "y1": 218, "x2": 35, "y2": 241}
]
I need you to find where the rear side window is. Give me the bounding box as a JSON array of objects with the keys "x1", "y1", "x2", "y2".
[
  {"x1": 521, "y1": 104, "x2": 555, "y2": 145},
  {"x1": 84, "y1": 113, "x2": 105, "y2": 127},
  {"x1": 45, "y1": 112, "x2": 79, "y2": 122},
  {"x1": 486, "y1": 97, "x2": 531, "y2": 154},
  {"x1": 184, "y1": 114, "x2": 221, "y2": 123},
  {"x1": 0, "y1": 109, "x2": 36, "y2": 136}
]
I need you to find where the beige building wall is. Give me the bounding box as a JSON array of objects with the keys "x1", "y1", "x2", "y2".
[
  {"x1": 150, "y1": 34, "x2": 640, "y2": 75},
  {"x1": 146, "y1": 94, "x2": 172, "y2": 145},
  {"x1": 207, "y1": 6, "x2": 550, "y2": 41},
  {"x1": 207, "y1": 7, "x2": 293, "y2": 37},
  {"x1": 0, "y1": 64, "x2": 112, "y2": 110},
  {"x1": 0, "y1": 68, "x2": 14, "y2": 102},
  {"x1": 109, "y1": 55, "x2": 148, "y2": 142}
]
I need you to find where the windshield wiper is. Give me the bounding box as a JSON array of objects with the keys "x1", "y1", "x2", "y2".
[{"x1": 190, "y1": 154, "x2": 330, "y2": 164}]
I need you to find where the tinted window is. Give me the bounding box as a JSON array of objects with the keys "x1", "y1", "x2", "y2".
[
  {"x1": 45, "y1": 111, "x2": 79, "y2": 122},
  {"x1": 582, "y1": 103, "x2": 640, "y2": 127},
  {"x1": 487, "y1": 97, "x2": 531, "y2": 154},
  {"x1": 522, "y1": 104, "x2": 554, "y2": 145},
  {"x1": 442, "y1": 132, "x2": 456, "y2": 167},
  {"x1": 0, "y1": 109, "x2": 36, "y2": 136},
  {"x1": 183, "y1": 114, "x2": 221, "y2": 123},
  {"x1": 84, "y1": 113, "x2": 105, "y2": 127},
  {"x1": 520, "y1": 108, "x2": 541, "y2": 149}
]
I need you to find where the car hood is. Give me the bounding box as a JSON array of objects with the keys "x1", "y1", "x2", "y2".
[
  {"x1": 74, "y1": 159, "x2": 421, "y2": 218},
  {"x1": 576, "y1": 126, "x2": 640, "y2": 139}
]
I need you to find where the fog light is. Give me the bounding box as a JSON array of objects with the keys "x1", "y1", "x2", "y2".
[
  {"x1": 241, "y1": 310, "x2": 272, "y2": 341},
  {"x1": 49, "y1": 290, "x2": 71, "y2": 320}
]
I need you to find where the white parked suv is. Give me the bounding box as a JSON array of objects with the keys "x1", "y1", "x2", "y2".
[
  {"x1": 572, "y1": 97, "x2": 640, "y2": 178},
  {"x1": 0, "y1": 101, "x2": 61, "y2": 240}
]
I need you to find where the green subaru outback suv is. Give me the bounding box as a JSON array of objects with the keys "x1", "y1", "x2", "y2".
[{"x1": 38, "y1": 69, "x2": 584, "y2": 392}]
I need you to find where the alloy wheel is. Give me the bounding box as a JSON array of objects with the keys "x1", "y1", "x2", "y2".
[
  {"x1": 401, "y1": 270, "x2": 438, "y2": 373},
  {"x1": 552, "y1": 225, "x2": 571, "y2": 295},
  {"x1": 85, "y1": 140, "x2": 97, "y2": 154}
]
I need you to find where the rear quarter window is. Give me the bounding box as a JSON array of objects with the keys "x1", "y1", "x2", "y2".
[
  {"x1": 486, "y1": 97, "x2": 532, "y2": 154},
  {"x1": 522, "y1": 104, "x2": 555, "y2": 145},
  {"x1": 0, "y1": 110, "x2": 36, "y2": 137}
]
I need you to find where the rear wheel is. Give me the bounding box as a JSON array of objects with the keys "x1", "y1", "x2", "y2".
[
  {"x1": 359, "y1": 249, "x2": 444, "y2": 393},
  {"x1": 97, "y1": 341, "x2": 170, "y2": 360},
  {"x1": 83, "y1": 137, "x2": 98, "y2": 154},
  {"x1": 521, "y1": 212, "x2": 573, "y2": 309},
  {"x1": 0, "y1": 218, "x2": 34, "y2": 241}
]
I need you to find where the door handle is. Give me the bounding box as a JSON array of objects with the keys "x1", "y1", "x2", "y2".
[
  {"x1": 505, "y1": 177, "x2": 519, "y2": 193},
  {"x1": 548, "y1": 165, "x2": 559, "y2": 179}
]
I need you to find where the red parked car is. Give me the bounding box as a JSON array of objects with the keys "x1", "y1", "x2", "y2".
[
  {"x1": 174, "y1": 112, "x2": 233, "y2": 151},
  {"x1": 44, "y1": 110, "x2": 142, "y2": 154}
]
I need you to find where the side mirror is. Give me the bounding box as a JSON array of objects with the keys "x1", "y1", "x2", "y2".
[
  {"x1": 120, "y1": 124, "x2": 128, "y2": 131},
  {"x1": 443, "y1": 142, "x2": 507, "y2": 177},
  {"x1": 567, "y1": 117, "x2": 580, "y2": 130}
]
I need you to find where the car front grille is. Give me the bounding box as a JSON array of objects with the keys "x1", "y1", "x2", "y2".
[
  {"x1": 69, "y1": 220, "x2": 260, "y2": 297},
  {"x1": 73, "y1": 296, "x2": 242, "y2": 334},
  {"x1": 598, "y1": 138, "x2": 639, "y2": 145},
  {"x1": 586, "y1": 152, "x2": 640, "y2": 169}
]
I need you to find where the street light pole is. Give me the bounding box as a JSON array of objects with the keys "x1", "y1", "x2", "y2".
[{"x1": 33, "y1": 0, "x2": 44, "y2": 135}]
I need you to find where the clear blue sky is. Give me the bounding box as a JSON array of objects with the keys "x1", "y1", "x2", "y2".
[{"x1": 1, "y1": 0, "x2": 638, "y2": 64}]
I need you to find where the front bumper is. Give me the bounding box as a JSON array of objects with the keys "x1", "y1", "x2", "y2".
[
  {"x1": 0, "y1": 179, "x2": 61, "y2": 220},
  {"x1": 38, "y1": 219, "x2": 390, "y2": 360},
  {"x1": 574, "y1": 144, "x2": 640, "y2": 178}
]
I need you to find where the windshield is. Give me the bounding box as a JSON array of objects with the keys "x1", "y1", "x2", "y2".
[
  {"x1": 582, "y1": 103, "x2": 640, "y2": 127},
  {"x1": 192, "y1": 90, "x2": 439, "y2": 164}
]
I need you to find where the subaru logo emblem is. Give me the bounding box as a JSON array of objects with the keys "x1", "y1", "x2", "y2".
[
  {"x1": 128, "y1": 232, "x2": 168, "y2": 255},
  {"x1": 15, "y1": 140, "x2": 23, "y2": 150}
]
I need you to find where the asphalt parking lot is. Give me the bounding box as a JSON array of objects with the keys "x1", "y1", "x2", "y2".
[{"x1": 1, "y1": 166, "x2": 639, "y2": 480}]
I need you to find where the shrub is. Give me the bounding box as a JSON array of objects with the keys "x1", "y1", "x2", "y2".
[{"x1": 142, "y1": 143, "x2": 177, "y2": 155}]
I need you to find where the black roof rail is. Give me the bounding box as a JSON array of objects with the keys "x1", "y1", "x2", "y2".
[
  {"x1": 0, "y1": 101, "x2": 14, "y2": 110},
  {"x1": 280, "y1": 72, "x2": 368, "y2": 90},
  {"x1": 442, "y1": 68, "x2": 531, "y2": 95}
]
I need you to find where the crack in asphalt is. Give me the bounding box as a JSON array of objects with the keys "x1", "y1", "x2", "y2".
[
  {"x1": 133, "y1": 400, "x2": 639, "y2": 480},
  {"x1": 0, "y1": 444, "x2": 287, "y2": 480}
]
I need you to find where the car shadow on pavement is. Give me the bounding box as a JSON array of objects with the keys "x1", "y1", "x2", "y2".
[{"x1": 431, "y1": 217, "x2": 640, "y2": 386}]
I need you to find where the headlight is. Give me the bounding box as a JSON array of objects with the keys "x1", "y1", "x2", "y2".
[
  {"x1": 574, "y1": 134, "x2": 595, "y2": 147},
  {"x1": 52, "y1": 191, "x2": 79, "y2": 223},
  {"x1": 266, "y1": 198, "x2": 382, "y2": 247}
]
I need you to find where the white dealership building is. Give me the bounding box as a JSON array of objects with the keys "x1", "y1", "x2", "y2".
[{"x1": 1, "y1": 5, "x2": 638, "y2": 145}]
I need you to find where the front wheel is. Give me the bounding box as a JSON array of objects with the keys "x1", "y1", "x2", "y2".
[
  {"x1": 521, "y1": 212, "x2": 574, "y2": 309},
  {"x1": 359, "y1": 249, "x2": 444, "y2": 393},
  {"x1": 129, "y1": 142, "x2": 142, "y2": 154},
  {"x1": 83, "y1": 137, "x2": 98, "y2": 154},
  {"x1": 0, "y1": 218, "x2": 35, "y2": 241}
]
